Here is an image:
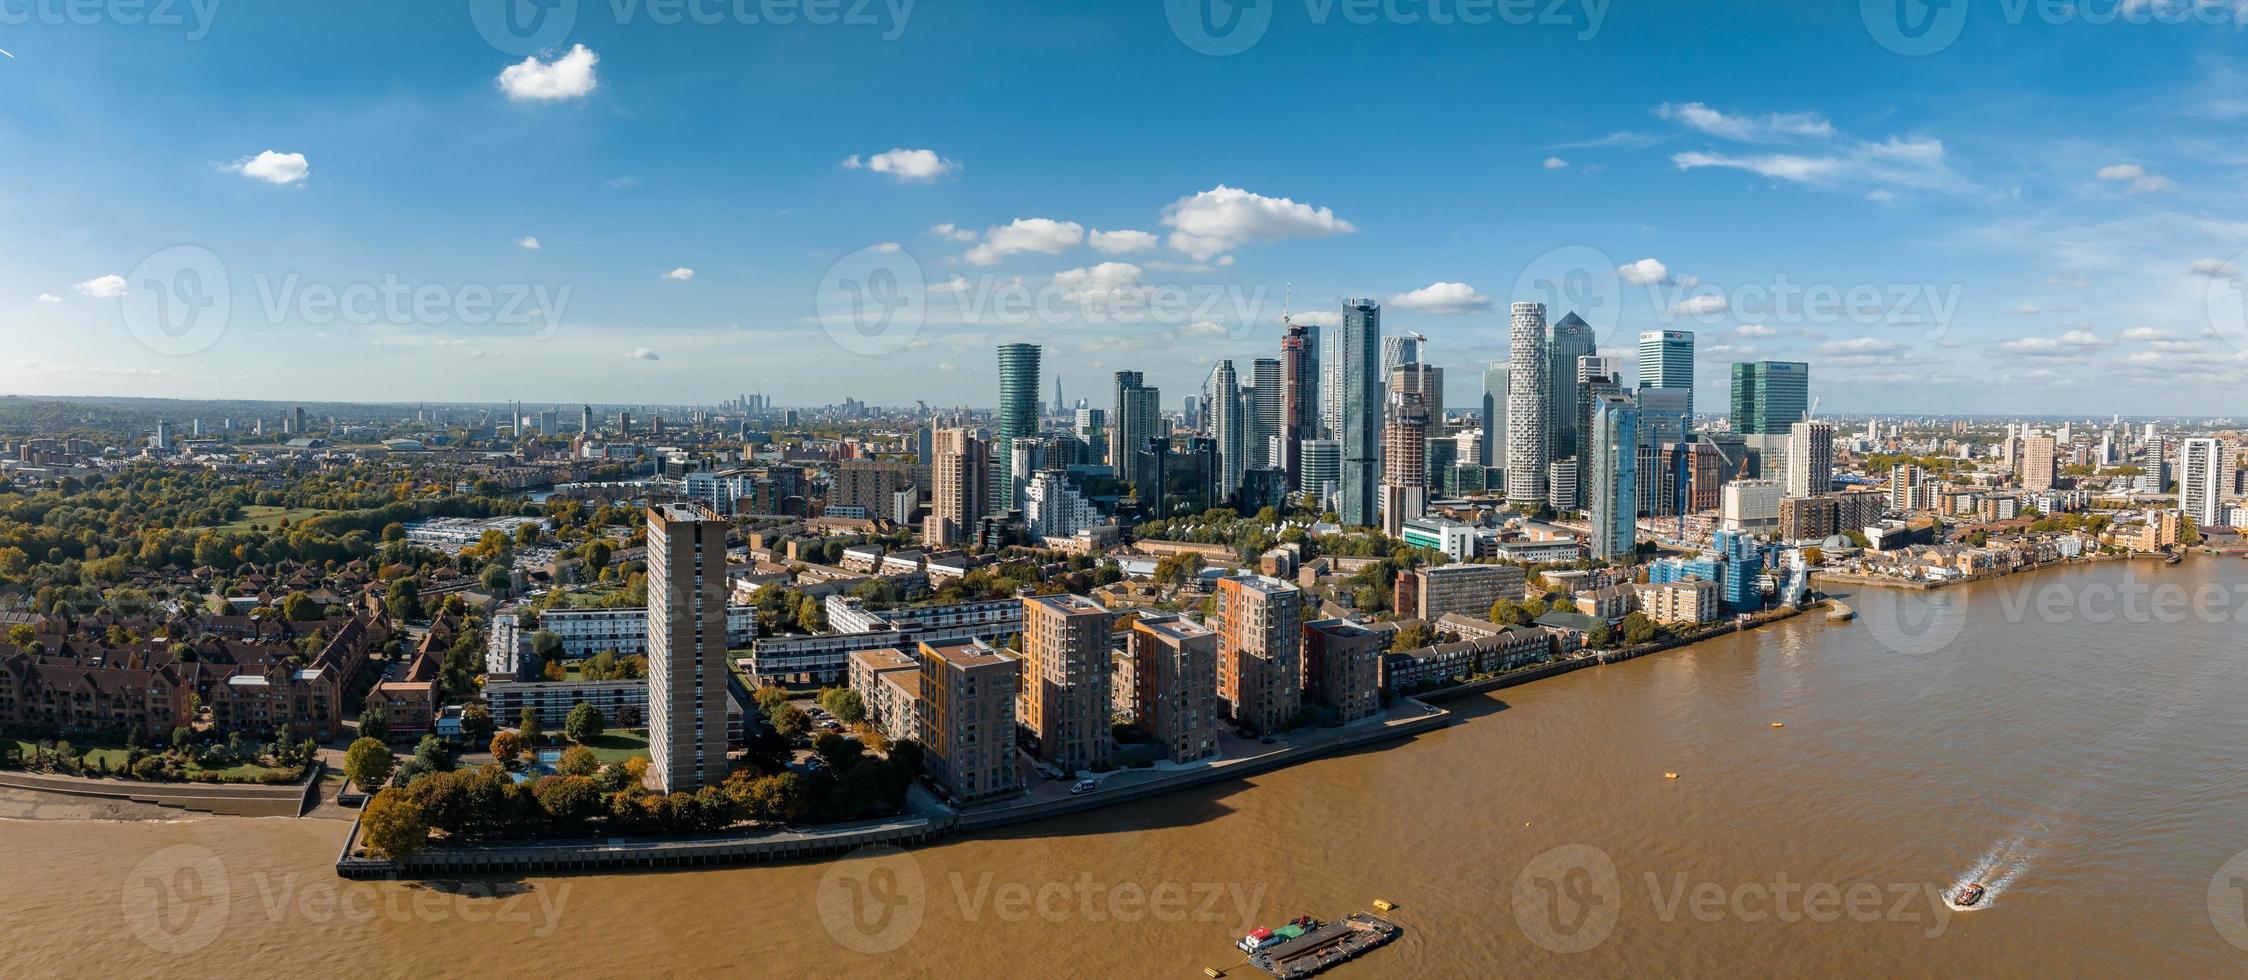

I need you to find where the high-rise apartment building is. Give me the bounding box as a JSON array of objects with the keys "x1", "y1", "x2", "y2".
[
  {"x1": 1507, "y1": 302, "x2": 1550, "y2": 505},
  {"x1": 995, "y1": 343, "x2": 1042, "y2": 510},
  {"x1": 1114, "y1": 372, "x2": 1161, "y2": 487},
  {"x1": 1280, "y1": 323, "x2": 1319, "y2": 489},
  {"x1": 2180, "y1": 437, "x2": 2235, "y2": 527},
  {"x1": 1339, "y1": 299, "x2": 1383, "y2": 526},
  {"x1": 1785, "y1": 420, "x2": 1836, "y2": 498},
  {"x1": 924, "y1": 427, "x2": 989, "y2": 546},
  {"x1": 1214, "y1": 574, "x2": 1303, "y2": 736},
  {"x1": 1729, "y1": 361, "x2": 1810, "y2": 436},
  {"x1": 830, "y1": 460, "x2": 917, "y2": 517},
  {"x1": 1125, "y1": 614, "x2": 1219, "y2": 764},
  {"x1": 1209, "y1": 360, "x2": 1245, "y2": 497},
  {"x1": 1637, "y1": 330, "x2": 1695, "y2": 419},
  {"x1": 1480, "y1": 361, "x2": 1508, "y2": 469},
  {"x1": 1018, "y1": 594, "x2": 1113, "y2": 772},
  {"x1": 1588, "y1": 393, "x2": 1640, "y2": 561},
  {"x1": 1251, "y1": 357, "x2": 1284, "y2": 471},
  {"x1": 1301, "y1": 619, "x2": 1381, "y2": 725},
  {"x1": 646, "y1": 502, "x2": 731, "y2": 793},
  {"x1": 2020, "y1": 433, "x2": 2059, "y2": 491}
]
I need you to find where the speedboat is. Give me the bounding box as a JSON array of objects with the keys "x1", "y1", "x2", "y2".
[{"x1": 1954, "y1": 883, "x2": 1985, "y2": 907}]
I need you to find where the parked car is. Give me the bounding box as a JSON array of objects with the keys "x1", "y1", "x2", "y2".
[{"x1": 1070, "y1": 779, "x2": 1098, "y2": 796}]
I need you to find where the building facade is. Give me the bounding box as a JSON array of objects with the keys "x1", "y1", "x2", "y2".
[{"x1": 646, "y1": 502, "x2": 732, "y2": 794}]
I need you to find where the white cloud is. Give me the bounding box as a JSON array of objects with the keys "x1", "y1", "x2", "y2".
[
  {"x1": 1735, "y1": 324, "x2": 1777, "y2": 338},
  {"x1": 234, "y1": 150, "x2": 310, "y2": 185},
  {"x1": 73, "y1": 274, "x2": 126, "y2": 299},
  {"x1": 2002, "y1": 331, "x2": 2108, "y2": 354},
  {"x1": 965, "y1": 218, "x2": 1085, "y2": 266},
  {"x1": 927, "y1": 275, "x2": 971, "y2": 294},
  {"x1": 35, "y1": 293, "x2": 61, "y2": 304},
  {"x1": 1160, "y1": 185, "x2": 1357, "y2": 261},
  {"x1": 1618, "y1": 258, "x2": 1671, "y2": 285},
  {"x1": 843, "y1": 148, "x2": 956, "y2": 182},
  {"x1": 1655, "y1": 102, "x2": 1835, "y2": 142},
  {"x1": 929, "y1": 223, "x2": 977, "y2": 243},
  {"x1": 662, "y1": 267, "x2": 695, "y2": 281},
  {"x1": 1387, "y1": 281, "x2": 1493, "y2": 315},
  {"x1": 1543, "y1": 156, "x2": 1570, "y2": 169},
  {"x1": 1819, "y1": 336, "x2": 1901, "y2": 354},
  {"x1": 516, "y1": 236, "x2": 542, "y2": 250},
  {"x1": 1671, "y1": 134, "x2": 1967, "y2": 196},
  {"x1": 1668, "y1": 294, "x2": 1729, "y2": 317},
  {"x1": 2096, "y1": 163, "x2": 2169, "y2": 194},
  {"x1": 498, "y1": 44, "x2": 600, "y2": 102},
  {"x1": 628, "y1": 348, "x2": 660, "y2": 361},
  {"x1": 1287, "y1": 310, "x2": 1343, "y2": 329},
  {"x1": 2011, "y1": 304, "x2": 2042, "y2": 315},
  {"x1": 1051, "y1": 262, "x2": 1146, "y2": 303},
  {"x1": 1180, "y1": 321, "x2": 1231, "y2": 338},
  {"x1": 2188, "y1": 257, "x2": 2239, "y2": 279},
  {"x1": 2121, "y1": 326, "x2": 2177, "y2": 341},
  {"x1": 871, "y1": 242, "x2": 902, "y2": 253},
  {"x1": 1089, "y1": 229, "x2": 1159, "y2": 254}
]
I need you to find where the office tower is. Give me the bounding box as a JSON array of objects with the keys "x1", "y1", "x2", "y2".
[
  {"x1": 1019, "y1": 594, "x2": 1114, "y2": 772},
  {"x1": 153, "y1": 420, "x2": 170, "y2": 452},
  {"x1": 1280, "y1": 323, "x2": 1319, "y2": 489},
  {"x1": 1572, "y1": 355, "x2": 1625, "y2": 508},
  {"x1": 1546, "y1": 311, "x2": 1598, "y2": 467},
  {"x1": 1073, "y1": 406, "x2": 1106, "y2": 465},
  {"x1": 1214, "y1": 574, "x2": 1303, "y2": 736},
  {"x1": 1319, "y1": 322, "x2": 1345, "y2": 439},
  {"x1": 2020, "y1": 433, "x2": 2059, "y2": 491},
  {"x1": 581, "y1": 404, "x2": 594, "y2": 435},
  {"x1": 1506, "y1": 302, "x2": 1550, "y2": 505},
  {"x1": 1588, "y1": 393, "x2": 1640, "y2": 561},
  {"x1": 1339, "y1": 299, "x2": 1383, "y2": 526},
  {"x1": 1480, "y1": 362, "x2": 1509, "y2": 469},
  {"x1": 2180, "y1": 438, "x2": 2234, "y2": 526},
  {"x1": 1183, "y1": 394, "x2": 1199, "y2": 431},
  {"x1": 1785, "y1": 420, "x2": 1836, "y2": 498},
  {"x1": 1208, "y1": 360, "x2": 1245, "y2": 497},
  {"x1": 1729, "y1": 361, "x2": 1811, "y2": 435},
  {"x1": 1008, "y1": 437, "x2": 1042, "y2": 514},
  {"x1": 995, "y1": 343, "x2": 1042, "y2": 510},
  {"x1": 646, "y1": 502, "x2": 731, "y2": 793},
  {"x1": 916, "y1": 638, "x2": 1022, "y2": 802},
  {"x1": 1382, "y1": 392, "x2": 1430, "y2": 489},
  {"x1": 924, "y1": 427, "x2": 989, "y2": 546},
  {"x1": 538, "y1": 409, "x2": 558, "y2": 437},
  {"x1": 1381, "y1": 334, "x2": 1419, "y2": 377},
  {"x1": 1053, "y1": 374, "x2": 1064, "y2": 418},
  {"x1": 1298, "y1": 438, "x2": 1340, "y2": 505},
  {"x1": 1638, "y1": 387, "x2": 1692, "y2": 450},
  {"x1": 1125, "y1": 615, "x2": 1219, "y2": 764},
  {"x1": 1251, "y1": 357, "x2": 1283, "y2": 470},
  {"x1": 291, "y1": 405, "x2": 306, "y2": 435},
  {"x1": 1388, "y1": 363, "x2": 1444, "y2": 421},
  {"x1": 1301, "y1": 619, "x2": 1382, "y2": 724},
  {"x1": 1637, "y1": 330, "x2": 1695, "y2": 419}
]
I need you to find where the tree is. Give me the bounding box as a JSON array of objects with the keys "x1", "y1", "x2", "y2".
[
  {"x1": 1621, "y1": 611, "x2": 1660, "y2": 646},
  {"x1": 280, "y1": 591, "x2": 321, "y2": 622},
  {"x1": 385, "y1": 577, "x2": 424, "y2": 622},
  {"x1": 556, "y1": 745, "x2": 600, "y2": 778},
  {"x1": 1490, "y1": 598, "x2": 1531, "y2": 626},
  {"x1": 1390, "y1": 623, "x2": 1435, "y2": 651},
  {"x1": 413, "y1": 734, "x2": 454, "y2": 773},
  {"x1": 480, "y1": 565, "x2": 512, "y2": 595},
  {"x1": 361, "y1": 788, "x2": 429, "y2": 859},
  {"x1": 490, "y1": 730, "x2": 524, "y2": 766},
  {"x1": 1586, "y1": 623, "x2": 1615, "y2": 649},
  {"x1": 344, "y1": 737, "x2": 396, "y2": 789},
  {"x1": 772, "y1": 705, "x2": 812, "y2": 739},
  {"x1": 6, "y1": 623, "x2": 33, "y2": 649},
  {"x1": 813, "y1": 731, "x2": 866, "y2": 770},
  {"x1": 564, "y1": 702, "x2": 606, "y2": 744},
  {"x1": 460, "y1": 703, "x2": 494, "y2": 744},
  {"x1": 358, "y1": 694, "x2": 389, "y2": 743},
  {"x1": 818, "y1": 688, "x2": 867, "y2": 726},
  {"x1": 518, "y1": 706, "x2": 544, "y2": 746}
]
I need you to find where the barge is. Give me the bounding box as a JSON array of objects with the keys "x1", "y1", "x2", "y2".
[{"x1": 1238, "y1": 912, "x2": 1401, "y2": 978}]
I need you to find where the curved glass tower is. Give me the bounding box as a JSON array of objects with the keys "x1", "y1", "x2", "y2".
[{"x1": 996, "y1": 343, "x2": 1042, "y2": 511}]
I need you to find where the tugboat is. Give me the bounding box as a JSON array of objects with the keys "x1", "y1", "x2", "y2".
[{"x1": 1954, "y1": 882, "x2": 1986, "y2": 907}]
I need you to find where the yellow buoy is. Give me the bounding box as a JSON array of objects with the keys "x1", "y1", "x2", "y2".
[
  {"x1": 1372, "y1": 899, "x2": 1396, "y2": 913},
  {"x1": 1664, "y1": 772, "x2": 1680, "y2": 779},
  {"x1": 1771, "y1": 722, "x2": 1785, "y2": 728}
]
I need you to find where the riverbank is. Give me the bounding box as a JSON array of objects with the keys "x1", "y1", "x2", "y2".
[
  {"x1": 1813, "y1": 551, "x2": 2162, "y2": 592},
  {"x1": 0, "y1": 764, "x2": 323, "y2": 818}
]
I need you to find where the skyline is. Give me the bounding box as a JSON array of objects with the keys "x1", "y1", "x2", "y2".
[{"x1": 9, "y1": 5, "x2": 2248, "y2": 411}]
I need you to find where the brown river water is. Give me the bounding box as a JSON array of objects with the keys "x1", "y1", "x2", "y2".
[{"x1": 6, "y1": 557, "x2": 2247, "y2": 977}]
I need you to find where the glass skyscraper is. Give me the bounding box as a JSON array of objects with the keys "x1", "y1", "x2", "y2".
[
  {"x1": 1589, "y1": 392, "x2": 1639, "y2": 561},
  {"x1": 1339, "y1": 299, "x2": 1382, "y2": 526},
  {"x1": 995, "y1": 343, "x2": 1042, "y2": 510},
  {"x1": 1636, "y1": 329, "x2": 1695, "y2": 420},
  {"x1": 1728, "y1": 360, "x2": 1810, "y2": 436}
]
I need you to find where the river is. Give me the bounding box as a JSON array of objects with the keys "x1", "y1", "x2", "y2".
[{"x1": 5, "y1": 558, "x2": 2246, "y2": 976}]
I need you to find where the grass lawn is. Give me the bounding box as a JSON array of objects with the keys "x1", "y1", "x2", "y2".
[
  {"x1": 10, "y1": 739, "x2": 293, "y2": 781},
  {"x1": 205, "y1": 505, "x2": 345, "y2": 533},
  {"x1": 578, "y1": 730, "x2": 650, "y2": 766}
]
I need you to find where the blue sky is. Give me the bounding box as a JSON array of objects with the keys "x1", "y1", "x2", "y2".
[{"x1": 6, "y1": 1, "x2": 2248, "y2": 415}]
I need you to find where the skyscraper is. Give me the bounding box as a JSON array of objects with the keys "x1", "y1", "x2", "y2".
[
  {"x1": 1729, "y1": 361, "x2": 1811, "y2": 436},
  {"x1": 1209, "y1": 360, "x2": 1245, "y2": 497},
  {"x1": 1480, "y1": 361, "x2": 1508, "y2": 469},
  {"x1": 1380, "y1": 334, "x2": 1419, "y2": 378},
  {"x1": 1319, "y1": 321, "x2": 1345, "y2": 439},
  {"x1": 1019, "y1": 594, "x2": 1114, "y2": 772},
  {"x1": 1340, "y1": 299, "x2": 1383, "y2": 526},
  {"x1": 1280, "y1": 323, "x2": 1319, "y2": 489},
  {"x1": 1785, "y1": 420, "x2": 1836, "y2": 498},
  {"x1": 1506, "y1": 302, "x2": 1549, "y2": 505},
  {"x1": 1251, "y1": 357, "x2": 1283, "y2": 470},
  {"x1": 2180, "y1": 438, "x2": 2234, "y2": 527},
  {"x1": 1637, "y1": 330, "x2": 1695, "y2": 419},
  {"x1": 646, "y1": 502, "x2": 731, "y2": 793},
  {"x1": 1214, "y1": 574, "x2": 1303, "y2": 736},
  {"x1": 1588, "y1": 393, "x2": 1639, "y2": 562},
  {"x1": 1113, "y1": 370, "x2": 1159, "y2": 484},
  {"x1": 2020, "y1": 433, "x2": 2059, "y2": 491},
  {"x1": 995, "y1": 343, "x2": 1042, "y2": 510},
  {"x1": 924, "y1": 427, "x2": 989, "y2": 546},
  {"x1": 1546, "y1": 311, "x2": 1598, "y2": 468}
]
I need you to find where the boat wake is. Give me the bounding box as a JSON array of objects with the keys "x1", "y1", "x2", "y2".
[{"x1": 1946, "y1": 838, "x2": 2037, "y2": 911}]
